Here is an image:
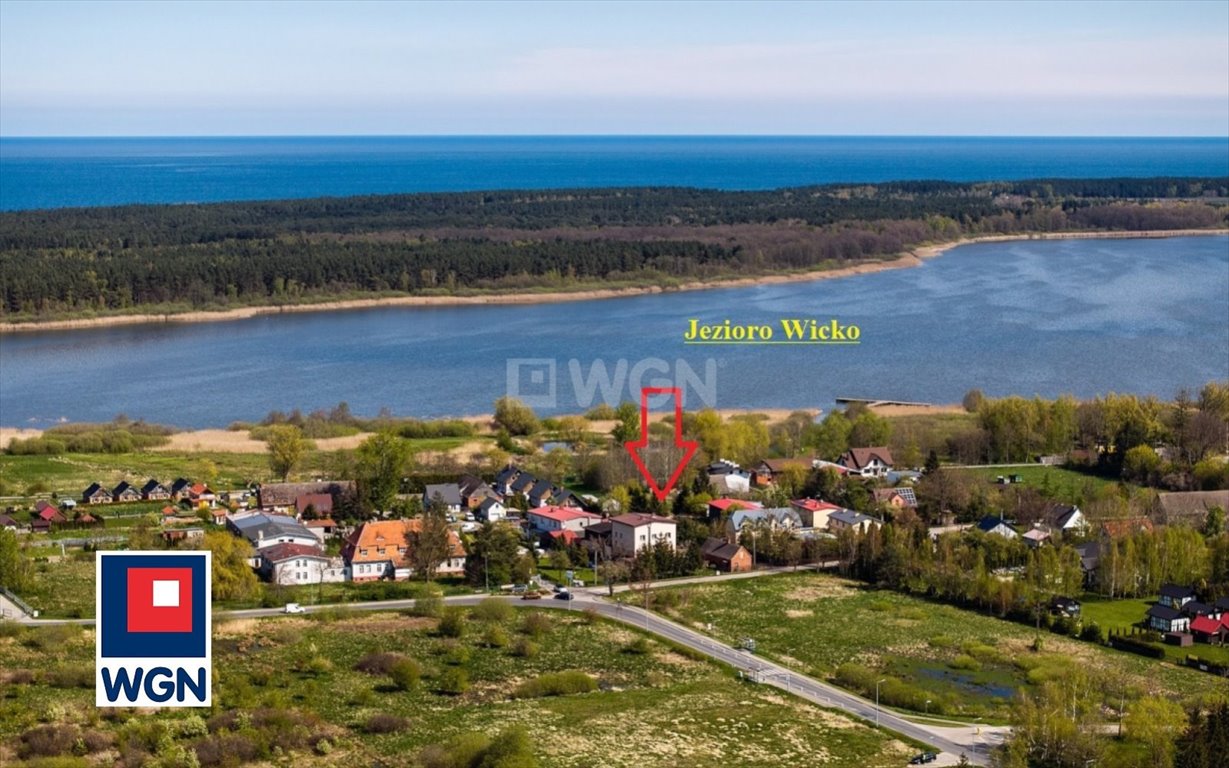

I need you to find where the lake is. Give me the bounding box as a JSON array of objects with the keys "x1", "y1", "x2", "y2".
[
  {"x1": 2, "y1": 135, "x2": 1227, "y2": 210},
  {"x1": 1, "y1": 235, "x2": 1226, "y2": 428}
]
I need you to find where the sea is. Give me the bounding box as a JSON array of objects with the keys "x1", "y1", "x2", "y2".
[
  {"x1": 2, "y1": 135, "x2": 1227, "y2": 210},
  {"x1": 0, "y1": 136, "x2": 1227, "y2": 427}
]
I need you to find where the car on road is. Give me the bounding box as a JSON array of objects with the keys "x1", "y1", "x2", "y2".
[
  {"x1": 511, "y1": 584, "x2": 527, "y2": 595},
  {"x1": 284, "y1": 603, "x2": 305, "y2": 614},
  {"x1": 521, "y1": 592, "x2": 542, "y2": 600},
  {"x1": 554, "y1": 591, "x2": 575, "y2": 601},
  {"x1": 908, "y1": 753, "x2": 937, "y2": 765}
]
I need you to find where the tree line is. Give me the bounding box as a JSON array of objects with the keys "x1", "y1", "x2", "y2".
[{"x1": 2, "y1": 178, "x2": 1225, "y2": 319}]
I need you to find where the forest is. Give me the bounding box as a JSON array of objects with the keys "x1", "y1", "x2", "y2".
[{"x1": 1, "y1": 177, "x2": 1225, "y2": 320}]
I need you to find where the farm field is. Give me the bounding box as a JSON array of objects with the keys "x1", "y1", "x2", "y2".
[
  {"x1": 624, "y1": 572, "x2": 1226, "y2": 722},
  {"x1": 0, "y1": 606, "x2": 915, "y2": 768}
]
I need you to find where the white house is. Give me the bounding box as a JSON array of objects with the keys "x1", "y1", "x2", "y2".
[
  {"x1": 476, "y1": 497, "x2": 508, "y2": 523},
  {"x1": 837, "y1": 447, "x2": 894, "y2": 479},
  {"x1": 1046, "y1": 504, "x2": 1087, "y2": 534},
  {"x1": 527, "y1": 506, "x2": 603, "y2": 534},
  {"x1": 258, "y1": 542, "x2": 345, "y2": 586},
  {"x1": 610, "y1": 513, "x2": 677, "y2": 557}
]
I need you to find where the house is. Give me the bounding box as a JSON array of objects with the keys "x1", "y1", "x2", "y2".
[
  {"x1": 476, "y1": 497, "x2": 508, "y2": 523},
  {"x1": 82, "y1": 483, "x2": 113, "y2": 505},
  {"x1": 753, "y1": 457, "x2": 816, "y2": 486},
  {"x1": 258, "y1": 542, "x2": 344, "y2": 586},
  {"x1": 726, "y1": 507, "x2": 803, "y2": 541},
  {"x1": 701, "y1": 537, "x2": 753, "y2": 573},
  {"x1": 161, "y1": 527, "x2": 205, "y2": 545},
  {"x1": 837, "y1": 447, "x2": 894, "y2": 479},
  {"x1": 1021, "y1": 526, "x2": 1051, "y2": 548},
  {"x1": 707, "y1": 460, "x2": 752, "y2": 494},
  {"x1": 305, "y1": 519, "x2": 337, "y2": 542},
  {"x1": 1049, "y1": 596, "x2": 1081, "y2": 617},
  {"x1": 74, "y1": 512, "x2": 101, "y2": 527},
  {"x1": 228, "y1": 513, "x2": 319, "y2": 550},
  {"x1": 342, "y1": 519, "x2": 465, "y2": 582},
  {"x1": 36, "y1": 505, "x2": 66, "y2": 524},
  {"x1": 1100, "y1": 517, "x2": 1154, "y2": 538},
  {"x1": 707, "y1": 498, "x2": 761, "y2": 520},
  {"x1": 790, "y1": 499, "x2": 845, "y2": 530},
  {"x1": 112, "y1": 481, "x2": 142, "y2": 503},
  {"x1": 1146, "y1": 604, "x2": 1191, "y2": 634},
  {"x1": 256, "y1": 481, "x2": 354, "y2": 512},
  {"x1": 975, "y1": 516, "x2": 1018, "y2": 539},
  {"x1": 0, "y1": 514, "x2": 18, "y2": 531},
  {"x1": 827, "y1": 509, "x2": 882, "y2": 535},
  {"x1": 207, "y1": 508, "x2": 228, "y2": 525},
  {"x1": 423, "y1": 483, "x2": 464, "y2": 514},
  {"x1": 188, "y1": 483, "x2": 216, "y2": 508},
  {"x1": 295, "y1": 493, "x2": 334, "y2": 519},
  {"x1": 1074, "y1": 540, "x2": 1102, "y2": 586},
  {"x1": 1044, "y1": 504, "x2": 1087, "y2": 534},
  {"x1": 1154, "y1": 490, "x2": 1229, "y2": 527},
  {"x1": 141, "y1": 479, "x2": 171, "y2": 501},
  {"x1": 527, "y1": 506, "x2": 603, "y2": 534},
  {"x1": 610, "y1": 513, "x2": 676, "y2": 557},
  {"x1": 1157, "y1": 583, "x2": 1196, "y2": 610},
  {"x1": 493, "y1": 466, "x2": 522, "y2": 496},
  {"x1": 1181, "y1": 601, "x2": 1222, "y2": 620},
  {"x1": 1191, "y1": 614, "x2": 1229, "y2": 645},
  {"x1": 30, "y1": 517, "x2": 51, "y2": 533},
  {"x1": 527, "y1": 479, "x2": 565, "y2": 508},
  {"x1": 458, "y1": 475, "x2": 500, "y2": 509},
  {"x1": 169, "y1": 478, "x2": 194, "y2": 501},
  {"x1": 34, "y1": 500, "x2": 57, "y2": 517},
  {"x1": 872, "y1": 487, "x2": 918, "y2": 511},
  {"x1": 509, "y1": 472, "x2": 538, "y2": 498}
]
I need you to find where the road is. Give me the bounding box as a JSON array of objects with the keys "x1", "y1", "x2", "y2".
[{"x1": 3, "y1": 567, "x2": 1003, "y2": 764}]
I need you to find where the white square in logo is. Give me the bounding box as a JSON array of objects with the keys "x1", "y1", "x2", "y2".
[{"x1": 152, "y1": 580, "x2": 180, "y2": 608}]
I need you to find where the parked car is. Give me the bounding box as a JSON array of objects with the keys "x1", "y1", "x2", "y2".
[
  {"x1": 908, "y1": 753, "x2": 937, "y2": 765},
  {"x1": 284, "y1": 603, "x2": 305, "y2": 614},
  {"x1": 511, "y1": 584, "x2": 527, "y2": 594}
]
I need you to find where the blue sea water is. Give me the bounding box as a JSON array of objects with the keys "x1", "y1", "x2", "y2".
[{"x1": 2, "y1": 135, "x2": 1227, "y2": 211}]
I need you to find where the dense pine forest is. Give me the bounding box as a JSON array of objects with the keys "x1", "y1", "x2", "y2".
[{"x1": 1, "y1": 177, "x2": 1226, "y2": 321}]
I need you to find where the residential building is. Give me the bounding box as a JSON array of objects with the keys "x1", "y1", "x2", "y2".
[
  {"x1": 424, "y1": 483, "x2": 464, "y2": 514},
  {"x1": 610, "y1": 513, "x2": 676, "y2": 557},
  {"x1": 789, "y1": 499, "x2": 844, "y2": 529},
  {"x1": 526, "y1": 506, "x2": 603, "y2": 534},
  {"x1": 112, "y1": 481, "x2": 141, "y2": 503},
  {"x1": 1154, "y1": 490, "x2": 1229, "y2": 527},
  {"x1": 82, "y1": 483, "x2": 113, "y2": 505},
  {"x1": 257, "y1": 481, "x2": 354, "y2": 512},
  {"x1": 141, "y1": 479, "x2": 172, "y2": 501},
  {"x1": 753, "y1": 457, "x2": 816, "y2": 486},
  {"x1": 725, "y1": 507, "x2": 803, "y2": 541},
  {"x1": 1157, "y1": 584, "x2": 1197, "y2": 610},
  {"x1": 707, "y1": 459, "x2": 752, "y2": 494},
  {"x1": 1044, "y1": 504, "x2": 1087, "y2": 534},
  {"x1": 258, "y1": 542, "x2": 345, "y2": 586},
  {"x1": 458, "y1": 475, "x2": 500, "y2": 509},
  {"x1": 872, "y1": 487, "x2": 918, "y2": 510},
  {"x1": 295, "y1": 493, "x2": 334, "y2": 519},
  {"x1": 476, "y1": 497, "x2": 508, "y2": 523},
  {"x1": 701, "y1": 537, "x2": 753, "y2": 573},
  {"x1": 1146, "y1": 604, "x2": 1190, "y2": 634},
  {"x1": 837, "y1": 447, "x2": 894, "y2": 478},
  {"x1": 0, "y1": 514, "x2": 19, "y2": 531},
  {"x1": 170, "y1": 478, "x2": 194, "y2": 501},
  {"x1": 707, "y1": 498, "x2": 761, "y2": 520},
  {"x1": 1021, "y1": 527, "x2": 1051, "y2": 548},
  {"x1": 188, "y1": 483, "x2": 216, "y2": 508},
  {"x1": 228, "y1": 513, "x2": 319, "y2": 550},
  {"x1": 305, "y1": 519, "x2": 337, "y2": 542},
  {"x1": 342, "y1": 519, "x2": 465, "y2": 581},
  {"x1": 1191, "y1": 614, "x2": 1229, "y2": 645},
  {"x1": 975, "y1": 516, "x2": 1019, "y2": 539}
]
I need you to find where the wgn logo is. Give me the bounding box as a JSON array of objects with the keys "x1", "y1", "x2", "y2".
[{"x1": 96, "y1": 551, "x2": 212, "y2": 707}]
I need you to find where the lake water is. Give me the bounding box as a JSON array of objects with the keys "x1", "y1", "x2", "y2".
[
  {"x1": 2, "y1": 136, "x2": 1227, "y2": 210},
  {"x1": 1, "y1": 236, "x2": 1226, "y2": 428}
]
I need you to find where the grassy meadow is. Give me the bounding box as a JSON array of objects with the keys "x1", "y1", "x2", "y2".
[
  {"x1": 624, "y1": 572, "x2": 1227, "y2": 723},
  {"x1": 0, "y1": 606, "x2": 915, "y2": 768}
]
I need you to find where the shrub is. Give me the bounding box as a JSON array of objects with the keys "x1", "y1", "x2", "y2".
[
  {"x1": 471, "y1": 597, "x2": 513, "y2": 622},
  {"x1": 362, "y1": 713, "x2": 411, "y2": 734},
  {"x1": 438, "y1": 608, "x2": 466, "y2": 638},
  {"x1": 520, "y1": 612, "x2": 552, "y2": 638},
  {"x1": 623, "y1": 637, "x2": 653, "y2": 655},
  {"x1": 19, "y1": 725, "x2": 79, "y2": 758},
  {"x1": 1080, "y1": 622, "x2": 1105, "y2": 644},
  {"x1": 354, "y1": 651, "x2": 405, "y2": 675},
  {"x1": 389, "y1": 658, "x2": 422, "y2": 691},
  {"x1": 411, "y1": 595, "x2": 444, "y2": 618},
  {"x1": 438, "y1": 640, "x2": 472, "y2": 666},
  {"x1": 436, "y1": 667, "x2": 470, "y2": 695},
  {"x1": 512, "y1": 638, "x2": 540, "y2": 658},
  {"x1": 512, "y1": 670, "x2": 598, "y2": 699},
  {"x1": 193, "y1": 733, "x2": 260, "y2": 767},
  {"x1": 949, "y1": 654, "x2": 981, "y2": 671},
  {"x1": 927, "y1": 634, "x2": 954, "y2": 648},
  {"x1": 483, "y1": 625, "x2": 509, "y2": 649}
]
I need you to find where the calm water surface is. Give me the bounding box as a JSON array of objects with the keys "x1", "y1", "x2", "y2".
[{"x1": 1, "y1": 236, "x2": 1226, "y2": 428}]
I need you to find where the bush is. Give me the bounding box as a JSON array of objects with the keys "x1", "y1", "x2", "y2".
[
  {"x1": 471, "y1": 597, "x2": 513, "y2": 623},
  {"x1": 483, "y1": 625, "x2": 510, "y2": 649},
  {"x1": 437, "y1": 640, "x2": 472, "y2": 666},
  {"x1": 193, "y1": 734, "x2": 260, "y2": 767},
  {"x1": 362, "y1": 713, "x2": 411, "y2": 734},
  {"x1": 521, "y1": 612, "x2": 552, "y2": 638},
  {"x1": 411, "y1": 595, "x2": 444, "y2": 618},
  {"x1": 1079, "y1": 622, "x2": 1105, "y2": 644},
  {"x1": 512, "y1": 638, "x2": 540, "y2": 658},
  {"x1": 948, "y1": 654, "x2": 980, "y2": 671},
  {"x1": 19, "y1": 725, "x2": 79, "y2": 758},
  {"x1": 389, "y1": 658, "x2": 423, "y2": 691},
  {"x1": 436, "y1": 667, "x2": 470, "y2": 695},
  {"x1": 1109, "y1": 636, "x2": 1166, "y2": 659},
  {"x1": 354, "y1": 651, "x2": 405, "y2": 676},
  {"x1": 927, "y1": 634, "x2": 954, "y2": 648},
  {"x1": 438, "y1": 608, "x2": 467, "y2": 638},
  {"x1": 512, "y1": 670, "x2": 598, "y2": 699},
  {"x1": 623, "y1": 637, "x2": 653, "y2": 655}
]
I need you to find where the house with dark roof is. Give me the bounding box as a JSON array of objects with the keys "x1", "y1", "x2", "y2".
[
  {"x1": 295, "y1": 493, "x2": 334, "y2": 518},
  {"x1": 228, "y1": 513, "x2": 319, "y2": 550},
  {"x1": 170, "y1": 478, "x2": 194, "y2": 500},
  {"x1": 112, "y1": 481, "x2": 141, "y2": 503},
  {"x1": 827, "y1": 509, "x2": 881, "y2": 534},
  {"x1": 82, "y1": 483, "x2": 113, "y2": 505},
  {"x1": 458, "y1": 475, "x2": 500, "y2": 509},
  {"x1": 726, "y1": 507, "x2": 803, "y2": 541},
  {"x1": 975, "y1": 516, "x2": 1018, "y2": 539},
  {"x1": 1153, "y1": 490, "x2": 1229, "y2": 527},
  {"x1": 257, "y1": 481, "x2": 354, "y2": 511},
  {"x1": 527, "y1": 479, "x2": 558, "y2": 508},
  {"x1": 701, "y1": 537, "x2": 752, "y2": 573},
  {"x1": 837, "y1": 447, "x2": 894, "y2": 478},
  {"x1": 0, "y1": 514, "x2": 19, "y2": 531},
  {"x1": 1044, "y1": 504, "x2": 1087, "y2": 533},
  {"x1": 872, "y1": 487, "x2": 918, "y2": 511},
  {"x1": 1181, "y1": 601, "x2": 1222, "y2": 620},
  {"x1": 423, "y1": 483, "x2": 464, "y2": 514},
  {"x1": 1074, "y1": 540, "x2": 1102, "y2": 586},
  {"x1": 707, "y1": 460, "x2": 752, "y2": 494},
  {"x1": 1146, "y1": 603, "x2": 1190, "y2": 633},
  {"x1": 476, "y1": 497, "x2": 508, "y2": 523},
  {"x1": 141, "y1": 479, "x2": 171, "y2": 501},
  {"x1": 1157, "y1": 584, "x2": 1197, "y2": 610}
]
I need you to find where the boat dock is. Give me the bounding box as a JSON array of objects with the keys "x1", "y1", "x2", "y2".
[{"x1": 835, "y1": 397, "x2": 935, "y2": 408}]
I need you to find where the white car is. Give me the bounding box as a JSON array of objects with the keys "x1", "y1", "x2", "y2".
[{"x1": 284, "y1": 602, "x2": 305, "y2": 614}]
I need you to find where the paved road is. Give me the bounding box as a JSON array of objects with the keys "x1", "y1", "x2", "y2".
[{"x1": 4, "y1": 567, "x2": 1002, "y2": 764}]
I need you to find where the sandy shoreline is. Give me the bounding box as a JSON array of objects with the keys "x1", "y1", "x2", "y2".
[{"x1": 2, "y1": 228, "x2": 1224, "y2": 334}]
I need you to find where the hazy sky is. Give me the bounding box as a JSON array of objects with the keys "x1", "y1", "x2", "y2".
[{"x1": 2, "y1": 0, "x2": 1227, "y2": 136}]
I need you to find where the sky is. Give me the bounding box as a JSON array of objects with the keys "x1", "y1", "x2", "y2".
[{"x1": 1, "y1": 0, "x2": 1227, "y2": 136}]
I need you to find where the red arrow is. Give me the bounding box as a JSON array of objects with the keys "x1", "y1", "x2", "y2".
[{"x1": 624, "y1": 387, "x2": 699, "y2": 501}]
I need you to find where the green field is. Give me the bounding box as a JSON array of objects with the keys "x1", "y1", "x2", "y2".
[
  {"x1": 0, "y1": 452, "x2": 274, "y2": 499},
  {"x1": 1080, "y1": 594, "x2": 1229, "y2": 666},
  {"x1": 0, "y1": 607, "x2": 915, "y2": 768},
  {"x1": 958, "y1": 464, "x2": 1121, "y2": 499},
  {"x1": 623, "y1": 572, "x2": 1226, "y2": 722}
]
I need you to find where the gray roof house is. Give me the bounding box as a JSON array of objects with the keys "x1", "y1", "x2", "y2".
[{"x1": 228, "y1": 513, "x2": 319, "y2": 550}]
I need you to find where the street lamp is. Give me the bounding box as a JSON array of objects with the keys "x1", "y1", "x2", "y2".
[
  {"x1": 924, "y1": 699, "x2": 932, "y2": 716},
  {"x1": 875, "y1": 679, "x2": 886, "y2": 726}
]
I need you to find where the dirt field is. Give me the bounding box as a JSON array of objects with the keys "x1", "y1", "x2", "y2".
[{"x1": 153, "y1": 429, "x2": 378, "y2": 454}]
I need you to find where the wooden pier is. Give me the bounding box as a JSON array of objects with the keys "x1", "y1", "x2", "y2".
[{"x1": 835, "y1": 397, "x2": 935, "y2": 408}]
